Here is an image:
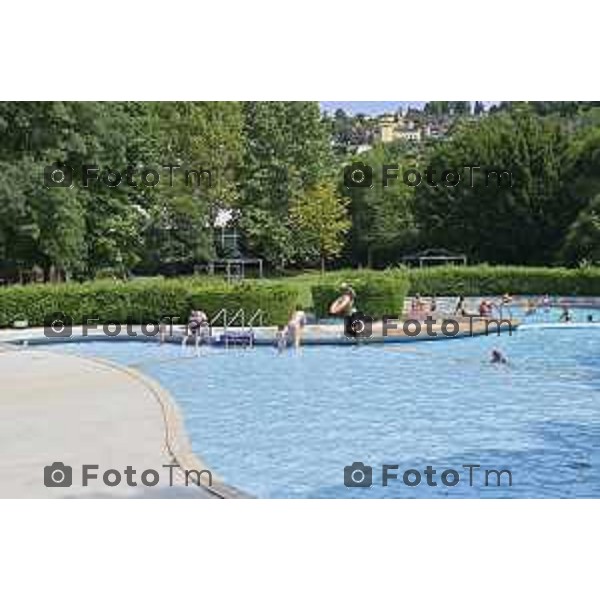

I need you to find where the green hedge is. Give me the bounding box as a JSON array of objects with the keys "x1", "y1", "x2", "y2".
[
  {"x1": 0, "y1": 279, "x2": 299, "y2": 328},
  {"x1": 407, "y1": 266, "x2": 600, "y2": 296},
  {"x1": 311, "y1": 271, "x2": 410, "y2": 319},
  {"x1": 4, "y1": 266, "x2": 599, "y2": 330}
]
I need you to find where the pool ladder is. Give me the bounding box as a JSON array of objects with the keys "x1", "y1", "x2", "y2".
[{"x1": 209, "y1": 308, "x2": 264, "y2": 349}]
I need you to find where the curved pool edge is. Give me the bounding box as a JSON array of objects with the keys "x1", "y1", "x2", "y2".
[
  {"x1": 1, "y1": 341, "x2": 250, "y2": 499},
  {"x1": 77, "y1": 353, "x2": 251, "y2": 499}
]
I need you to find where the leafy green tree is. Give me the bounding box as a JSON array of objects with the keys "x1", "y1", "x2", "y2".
[
  {"x1": 0, "y1": 101, "x2": 244, "y2": 279},
  {"x1": 238, "y1": 207, "x2": 295, "y2": 269},
  {"x1": 414, "y1": 110, "x2": 578, "y2": 264},
  {"x1": 561, "y1": 194, "x2": 600, "y2": 265},
  {"x1": 0, "y1": 156, "x2": 86, "y2": 281},
  {"x1": 289, "y1": 181, "x2": 350, "y2": 272},
  {"x1": 237, "y1": 101, "x2": 333, "y2": 267},
  {"x1": 136, "y1": 102, "x2": 244, "y2": 274},
  {"x1": 343, "y1": 141, "x2": 418, "y2": 267}
]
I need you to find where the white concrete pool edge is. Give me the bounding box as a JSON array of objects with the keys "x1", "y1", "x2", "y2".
[
  {"x1": 0, "y1": 344, "x2": 247, "y2": 499},
  {"x1": 78, "y1": 353, "x2": 249, "y2": 499}
]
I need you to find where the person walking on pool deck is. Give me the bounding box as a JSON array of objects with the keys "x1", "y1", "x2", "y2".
[
  {"x1": 287, "y1": 305, "x2": 307, "y2": 349},
  {"x1": 455, "y1": 295, "x2": 466, "y2": 317},
  {"x1": 329, "y1": 283, "x2": 357, "y2": 317}
]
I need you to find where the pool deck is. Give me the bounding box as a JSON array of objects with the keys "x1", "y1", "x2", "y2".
[{"x1": 0, "y1": 346, "x2": 245, "y2": 498}]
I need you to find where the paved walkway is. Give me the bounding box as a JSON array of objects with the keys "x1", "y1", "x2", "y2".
[{"x1": 0, "y1": 347, "x2": 239, "y2": 498}]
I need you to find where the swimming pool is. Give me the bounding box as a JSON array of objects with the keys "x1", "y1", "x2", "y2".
[{"x1": 48, "y1": 316, "x2": 600, "y2": 498}]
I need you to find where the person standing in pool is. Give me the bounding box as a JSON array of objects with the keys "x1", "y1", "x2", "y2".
[
  {"x1": 287, "y1": 305, "x2": 307, "y2": 349},
  {"x1": 182, "y1": 308, "x2": 209, "y2": 352},
  {"x1": 275, "y1": 324, "x2": 288, "y2": 353}
]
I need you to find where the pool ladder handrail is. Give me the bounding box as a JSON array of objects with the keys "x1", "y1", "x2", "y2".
[{"x1": 209, "y1": 308, "x2": 263, "y2": 349}]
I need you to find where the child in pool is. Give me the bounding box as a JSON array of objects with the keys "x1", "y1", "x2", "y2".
[{"x1": 275, "y1": 325, "x2": 288, "y2": 353}]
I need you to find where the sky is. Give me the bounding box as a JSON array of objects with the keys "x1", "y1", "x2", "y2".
[
  {"x1": 320, "y1": 101, "x2": 499, "y2": 116},
  {"x1": 320, "y1": 101, "x2": 426, "y2": 116}
]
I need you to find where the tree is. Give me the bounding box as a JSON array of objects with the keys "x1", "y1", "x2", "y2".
[
  {"x1": 413, "y1": 110, "x2": 578, "y2": 264},
  {"x1": 238, "y1": 207, "x2": 295, "y2": 269},
  {"x1": 561, "y1": 194, "x2": 600, "y2": 265},
  {"x1": 237, "y1": 101, "x2": 333, "y2": 268},
  {"x1": 343, "y1": 141, "x2": 418, "y2": 267},
  {"x1": 289, "y1": 181, "x2": 350, "y2": 272},
  {"x1": 136, "y1": 102, "x2": 244, "y2": 274}
]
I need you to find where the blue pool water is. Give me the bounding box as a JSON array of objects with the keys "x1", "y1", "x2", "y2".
[{"x1": 47, "y1": 309, "x2": 600, "y2": 498}]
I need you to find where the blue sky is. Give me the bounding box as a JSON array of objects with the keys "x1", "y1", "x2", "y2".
[
  {"x1": 320, "y1": 101, "x2": 499, "y2": 116},
  {"x1": 320, "y1": 101, "x2": 426, "y2": 115}
]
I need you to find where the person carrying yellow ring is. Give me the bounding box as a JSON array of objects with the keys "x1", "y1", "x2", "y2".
[{"x1": 329, "y1": 283, "x2": 357, "y2": 317}]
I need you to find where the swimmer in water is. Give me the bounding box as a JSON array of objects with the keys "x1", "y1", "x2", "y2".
[
  {"x1": 490, "y1": 349, "x2": 507, "y2": 364},
  {"x1": 559, "y1": 306, "x2": 572, "y2": 323}
]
